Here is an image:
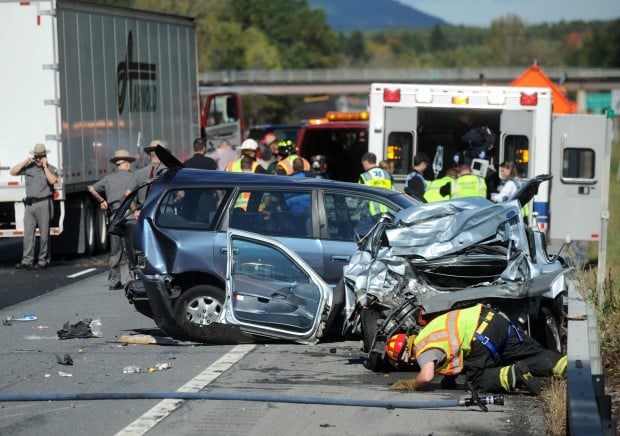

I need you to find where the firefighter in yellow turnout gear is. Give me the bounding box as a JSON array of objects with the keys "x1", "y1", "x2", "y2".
[{"x1": 386, "y1": 304, "x2": 567, "y2": 395}]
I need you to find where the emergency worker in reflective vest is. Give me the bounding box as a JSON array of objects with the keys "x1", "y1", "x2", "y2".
[
  {"x1": 440, "y1": 164, "x2": 487, "y2": 199},
  {"x1": 225, "y1": 139, "x2": 267, "y2": 174},
  {"x1": 386, "y1": 304, "x2": 567, "y2": 395},
  {"x1": 359, "y1": 152, "x2": 393, "y2": 215},
  {"x1": 275, "y1": 140, "x2": 310, "y2": 175},
  {"x1": 423, "y1": 168, "x2": 458, "y2": 202}
]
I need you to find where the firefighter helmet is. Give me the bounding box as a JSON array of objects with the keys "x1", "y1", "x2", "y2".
[
  {"x1": 277, "y1": 139, "x2": 295, "y2": 157},
  {"x1": 386, "y1": 334, "x2": 408, "y2": 362}
]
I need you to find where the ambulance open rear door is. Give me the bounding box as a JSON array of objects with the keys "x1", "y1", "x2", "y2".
[{"x1": 549, "y1": 114, "x2": 607, "y2": 242}]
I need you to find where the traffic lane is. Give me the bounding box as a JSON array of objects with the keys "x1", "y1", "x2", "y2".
[
  {"x1": 0, "y1": 270, "x2": 243, "y2": 435},
  {"x1": 147, "y1": 342, "x2": 547, "y2": 436},
  {"x1": 0, "y1": 271, "x2": 548, "y2": 435},
  {"x1": 0, "y1": 239, "x2": 108, "y2": 309}
]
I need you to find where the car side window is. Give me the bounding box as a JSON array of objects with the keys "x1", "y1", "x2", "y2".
[
  {"x1": 155, "y1": 188, "x2": 229, "y2": 230},
  {"x1": 323, "y1": 192, "x2": 398, "y2": 241},
  {"x1": 229, "y1": 189, "x2": 312, "y2": 238}
]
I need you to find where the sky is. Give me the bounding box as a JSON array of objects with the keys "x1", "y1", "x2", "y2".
[{"x1": 397, "y1": 0, "x2": 620, "y2": 27}]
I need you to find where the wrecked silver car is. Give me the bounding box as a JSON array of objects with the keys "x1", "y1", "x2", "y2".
[{"x1": 342, "y1": 175, "x2": 571, "y2": 370}]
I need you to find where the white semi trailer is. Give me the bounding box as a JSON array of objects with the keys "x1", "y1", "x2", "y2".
[{"x1": 0, "y1": 0, "x2": 202, "y2": 254}]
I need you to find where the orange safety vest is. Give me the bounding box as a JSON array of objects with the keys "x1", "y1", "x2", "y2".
[
  {"x1": 413, "y1": 304, "x2": 483, "y2": 375},
  {"x1": 276, "y1": 155, "x2": 310, "y2": 175}
]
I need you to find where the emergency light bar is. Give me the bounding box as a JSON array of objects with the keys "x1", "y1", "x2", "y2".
[
  {"x1": 520, "y1": 92, "x2": 538, "y2": 106},
  {"x1": 325, "y1": 111, "x2": 369, "y2": 122},
  {"x1": 383, "y1": 88, "x2": 401, "y2": 103}
]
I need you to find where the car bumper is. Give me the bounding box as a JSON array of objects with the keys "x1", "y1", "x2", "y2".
[{"x1": 138, "y1": 272, "x2": 188, "y2": 340}]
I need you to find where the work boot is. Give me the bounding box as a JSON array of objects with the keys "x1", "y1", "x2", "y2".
[{"x1": 511, "y1": 361, "x2": 540, "y2": 396}]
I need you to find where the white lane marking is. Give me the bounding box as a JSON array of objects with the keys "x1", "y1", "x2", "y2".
[
  {"x1": 116, "y1": 344, "x2": 255, "y2": 436},
  {"x1": 67, "y1": 268, "x2": 97, "y2": 279}
]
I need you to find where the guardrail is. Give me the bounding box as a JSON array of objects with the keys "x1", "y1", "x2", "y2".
[
  {"x1": 566, "y1": 280, "x2": 616, "y2": 435},
  {"x1": 199, "y1": 67, "x2": 620, "y2": 86}
]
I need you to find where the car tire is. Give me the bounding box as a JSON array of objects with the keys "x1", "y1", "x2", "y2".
[
  {"x1": 94, "y1": 204, "x2": 109, "y2": 254},
  {"x1": 173, "y1": 285, "x2": 225, "y2": 342},
  {"x1": 533, "y1": 306, "x2": 562, "y2": 353},
  {"x1": 361, "y1": 307, "x2": 389, "y2": 371}
]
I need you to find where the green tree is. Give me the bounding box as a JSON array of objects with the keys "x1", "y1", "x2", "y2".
[
  {"x1": 429, "y1": 25, "x2": 447, "y2": 52},
  {"x1": 486, "y1": 15, "x2": 530, "y2": 66}
]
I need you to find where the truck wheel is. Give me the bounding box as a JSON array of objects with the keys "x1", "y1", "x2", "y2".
[
  {"x1": 173, "y1": 285, "x2": 225, "y2": 342},
  {"x1": 94, "y1": 205, "x2": 109, "y2": 253},
  {"x1": 83, "y1": 199, "x2": 96, "y2": 255},
  {"x1": 533, "y1": 307, "x2": 562, "y2": 353}
]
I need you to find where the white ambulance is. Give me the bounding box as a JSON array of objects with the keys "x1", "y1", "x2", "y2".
[{"x1": 367, "y1": 83, "x2": 614, "y2": 244}]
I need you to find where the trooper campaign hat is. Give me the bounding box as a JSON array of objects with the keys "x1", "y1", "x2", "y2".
[
  {"x1": 109, "y1": 149, "x2": 136, "y2": 164},
  {"x1": 143, "y1": 139, "x2": 169, "y2": 153},
  {"x1": 31, "y1": 143, "x2": 50, "y2": 157}
]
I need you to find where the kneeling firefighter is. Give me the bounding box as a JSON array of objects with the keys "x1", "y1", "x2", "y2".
[{"x1": 386, "y1": 304, "x2": 567, "y2": 395}]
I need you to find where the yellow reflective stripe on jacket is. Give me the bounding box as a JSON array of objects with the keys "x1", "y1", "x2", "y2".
[
  {"x1": 359, "y1": 169, "x2": 393, "y2": 189},
  {"x1": 414, "y1": 304, "x2": 483, "y2": 375}
]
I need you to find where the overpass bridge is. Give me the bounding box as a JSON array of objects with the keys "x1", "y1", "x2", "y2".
[{"x1": 199, "y1": 67, "x2": 620, "y2": 95}]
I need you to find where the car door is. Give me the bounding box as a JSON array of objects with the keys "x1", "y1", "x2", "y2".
[
  {"x1": 224, "y1": 229, "x2": 331, "y2": 343},
  {"x1": 214, "y1": 187, "x2": 323, "y2": 278}
]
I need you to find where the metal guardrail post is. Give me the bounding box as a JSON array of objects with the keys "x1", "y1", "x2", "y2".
[{"x1": 566, "y1": 280, "x2": 616, "y2": 435}]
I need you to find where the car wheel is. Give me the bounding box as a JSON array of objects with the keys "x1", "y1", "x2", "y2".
[
  {"x1": 533, "y1": 306, "x2": 562, "y2": 353},
  {"x1": 173, "y1": 285, "x2": 225, "y2": 342},
  {"x1": 361, "y1": 307, "x2": 389, "y2": 371}
]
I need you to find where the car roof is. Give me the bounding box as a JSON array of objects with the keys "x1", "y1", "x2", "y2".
[{"x1": 158, "y1": 169, "x2": 416, "y2": 206}]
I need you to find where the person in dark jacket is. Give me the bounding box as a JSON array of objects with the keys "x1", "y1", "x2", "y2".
[{"x1": 184, "y1": 137, "x2": 218, "y2": 170}]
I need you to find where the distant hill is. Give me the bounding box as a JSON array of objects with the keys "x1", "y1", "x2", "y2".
[{"x1": 307, "y1": 0, "x2": 445, "y2": 32}]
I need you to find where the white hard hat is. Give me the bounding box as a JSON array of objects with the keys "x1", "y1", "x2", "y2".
[{"x1": 240, "y1": 138, "x2": 259, "y2": 151}]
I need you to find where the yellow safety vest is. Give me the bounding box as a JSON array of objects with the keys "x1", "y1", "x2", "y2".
[
  {"x1": 414, "y1": 304, "x2": 483, "y2": 375},
  {"x1": 226, "y1": 158, "x2": 260, "y2": 173},
  {"x1": 359, "y1": 167, "x2": 393, "y2": 214},
  {"x1": 424, "y1": 176, "x2": 453, "y2": 202},
  {"x1": 452, "y1": 174, "x2": 487, "y2": 199}
]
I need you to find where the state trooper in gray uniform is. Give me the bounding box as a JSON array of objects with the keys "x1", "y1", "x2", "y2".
[
  {"x1": 133, "y1": 139, "x2": 168, "y2": 209},
  {"x1": 88, "y1": 149, "x2": 138, "y2": 290},
  {"x1": 10, "y1": 143, "x2": 59, "y2": 270}
]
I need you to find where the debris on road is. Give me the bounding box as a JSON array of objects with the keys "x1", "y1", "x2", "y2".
[
  {"x1": 118, "y1": 334, "x2": 177, "y2": 345},
  {"x1": 122, "y1": 365, "x2": 141, "y2": 374},
  {"x1": 55, "y1": 352, "x2": 74, "y2": 366},
  {"x1": 3, "y1": 313, "x2": 37, "y2": 325},
  {"x1": 148, "y1": 363, "x2": 171, "y2": 372},
  {"x1": 57, "y1": 318, "x2": 98, "y2": 339}
]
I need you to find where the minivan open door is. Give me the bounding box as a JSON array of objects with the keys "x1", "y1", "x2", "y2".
[{"x1": 224, "y1": 229, "x2": 332, "y2": 344}]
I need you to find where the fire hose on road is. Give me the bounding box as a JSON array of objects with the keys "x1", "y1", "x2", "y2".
[{"x1": 0, "y1": 390, "x2": 504, "y2": 411}]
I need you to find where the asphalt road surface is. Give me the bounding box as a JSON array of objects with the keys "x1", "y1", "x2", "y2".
[
  {"x1": 0, "y1": 261, "x2": 552, "y2": 435},
  {"x1": 0, "y1": 238, "x2": 108, "y2": 309}
]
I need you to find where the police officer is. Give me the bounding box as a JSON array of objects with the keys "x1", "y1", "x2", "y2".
[
  {"x1": 404, "y1": 152, "x2": 429, "y2": 201},
  {"x1": 386, "y1": 303, "x2": 567, "y2": 395},
  {"x1": 11, "y1": 143, "x2": 59, "y2": 270},
  {"x1": 134, "y1": 139, "x2": 168, "y2": 209},
  {"x1": 88, "y1": 150, "x2": 138, "y2": 290}
]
